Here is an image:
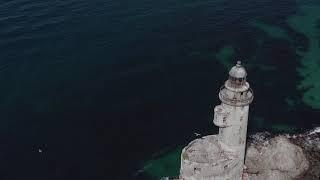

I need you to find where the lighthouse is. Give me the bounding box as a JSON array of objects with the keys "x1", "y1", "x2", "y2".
[
  {"x1": 214, "y1": 61, "x2": 253, "y2": 163},
  {"x1": 179, "y1": 61, "x2": 253, "y2": 180}
]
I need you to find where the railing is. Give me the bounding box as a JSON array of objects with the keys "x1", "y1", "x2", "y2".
[{"x1": 219, "y1": 86, "x2": 254, "y2": 106}]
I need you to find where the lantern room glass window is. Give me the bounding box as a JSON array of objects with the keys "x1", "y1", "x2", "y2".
[{"x1": 228, "y1": 76, "x2": 246, "y2": 87}]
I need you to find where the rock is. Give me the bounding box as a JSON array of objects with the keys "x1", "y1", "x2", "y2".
[
  {"x1": 245, "y1": 135, "x2": 309, "y2": 180},
  {"x1": 288, "y1": 128, "x2": 320, "y2": 179},
  {"x1": 250, "y1": 170, "x2": 291, "y2": 180}
]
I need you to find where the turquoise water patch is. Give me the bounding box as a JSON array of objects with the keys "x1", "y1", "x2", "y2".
[
  {"x1": 140, "y1": 147, "x2": 182, "y2": 179},
  {"x1": 215, "y1": 45, "x2": 235, "y2": 68},
  {"x1": 250, "y1": 21, "x2": 291, "y2": 40},
  {"x1": 287, "y1": 5, "x2": 320, "y2": 108}
]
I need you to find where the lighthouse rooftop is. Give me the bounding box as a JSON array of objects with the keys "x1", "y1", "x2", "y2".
[{"x1": 229, "y1": 61, "x2": 247, "y2": 78}]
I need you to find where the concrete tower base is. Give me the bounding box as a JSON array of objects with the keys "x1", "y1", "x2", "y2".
[{"x1": 180, "y1": 135, "x2": 243, "y2": 180}]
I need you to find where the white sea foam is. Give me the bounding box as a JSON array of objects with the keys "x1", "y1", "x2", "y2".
[{"x1": 308, "y1": 127, "x2": 320, "y2": 135}]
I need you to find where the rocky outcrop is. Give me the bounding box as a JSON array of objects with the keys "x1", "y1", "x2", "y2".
[
  {"x1": 245, "y1": 136, "x2": 308, "y2": 179},
  {"x1": 245, "y1": 128, "x2": 320, "y2": 180},
  {"x1": 180, "y1": 135, "x2": 244, "y2": 180},
  {"x1": 288, "y1": 128, "x2": 320, "y2": 180}
]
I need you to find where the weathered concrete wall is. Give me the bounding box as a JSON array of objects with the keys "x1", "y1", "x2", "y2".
[
  {"x1": 180, "y1": 135, "x2": 243, "y2": 180},
  {"x1": 216, "y1": 104, "x2": 249, "y2": 162}
]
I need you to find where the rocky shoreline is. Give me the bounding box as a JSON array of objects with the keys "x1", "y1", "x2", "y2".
[
  {"x1": 148, "y1": 128, "x2": 320, "y2": 180},
  {"x1": 245, "y1": 127, "x2": 320, "y2": 180}
]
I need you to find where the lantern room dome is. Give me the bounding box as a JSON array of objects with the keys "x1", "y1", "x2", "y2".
[{"x1": 229, "y1": 61, "x2": 247, "y2": 79}]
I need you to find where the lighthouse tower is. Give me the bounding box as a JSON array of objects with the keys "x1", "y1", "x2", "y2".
[
  {"x1": 179, "y1": 61, "x2": 253, "y2": 180},
  {"x1": 214, "y1": 61, "x2": 253, "y2": 165}
]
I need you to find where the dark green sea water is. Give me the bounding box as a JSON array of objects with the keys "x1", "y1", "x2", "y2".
[{"x1": 1, "y1": 0, "x2": 320, "y2": 179}]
